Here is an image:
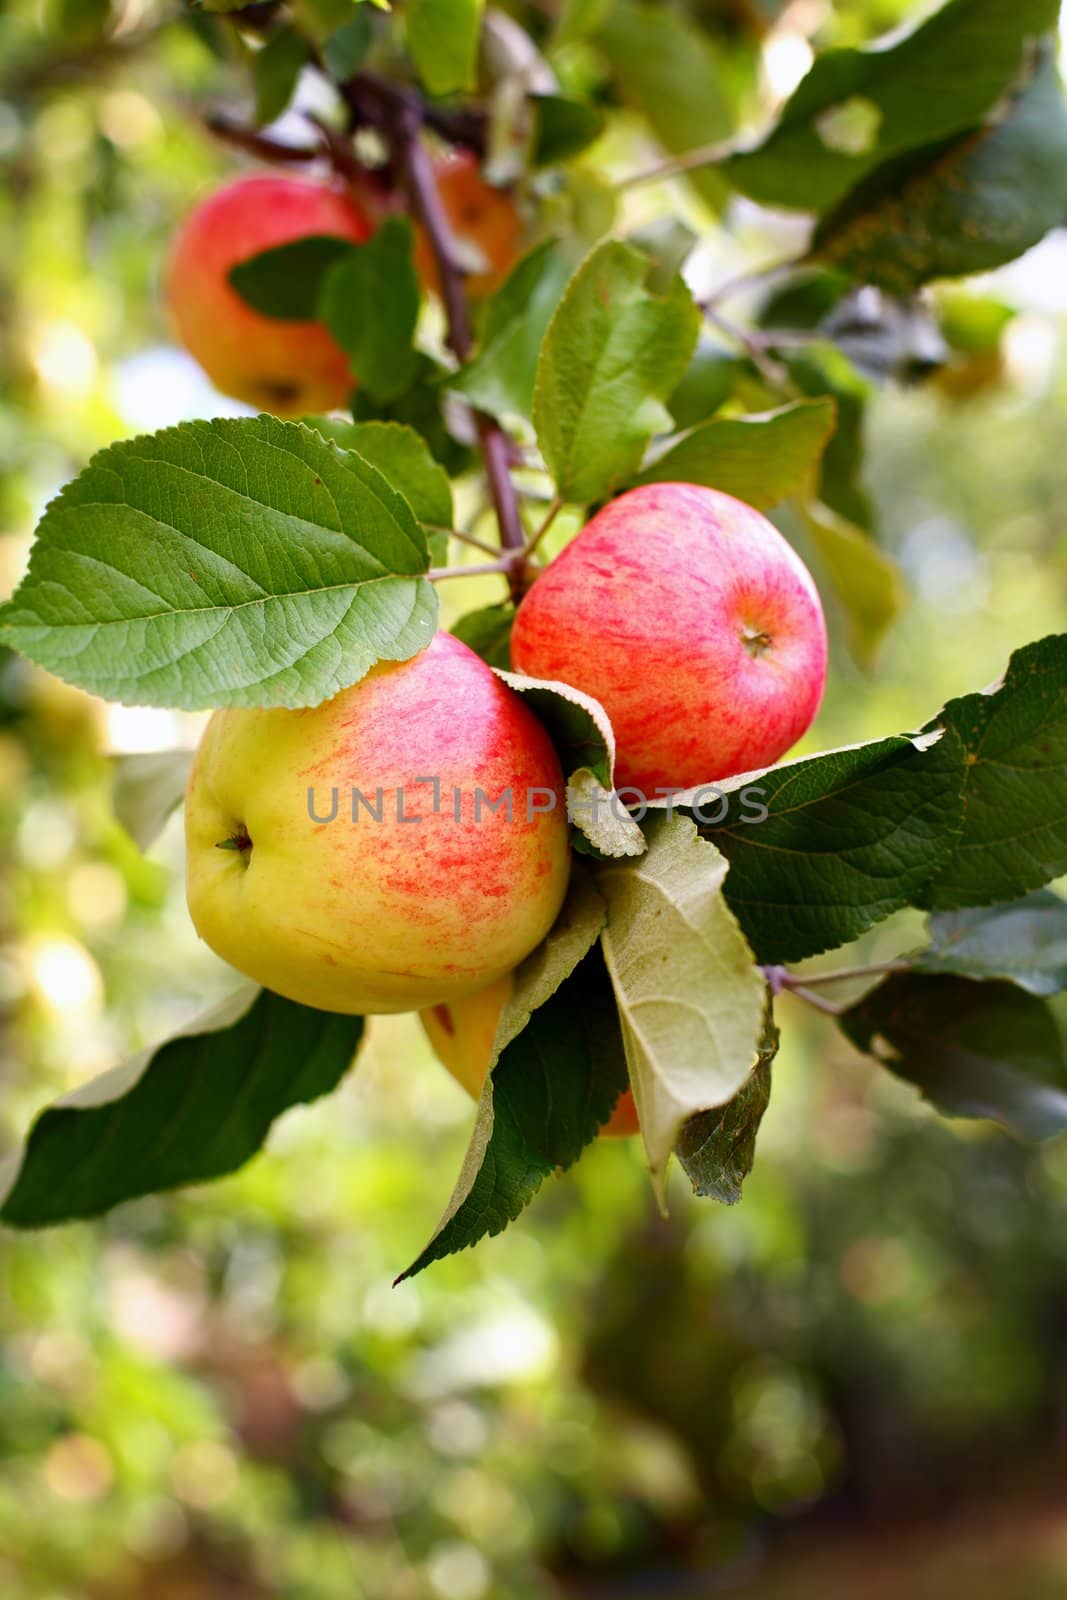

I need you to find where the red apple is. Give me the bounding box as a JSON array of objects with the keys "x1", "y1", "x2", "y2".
[
  {"x1": 511, "y1": 483, "x2": 828, "y2": 792},
  {"x1": 167, "y1": 174, "x2": 372, "y2": 416},
  {"x1": 414, "y1": 150, "x2": 523, "y2": 299}
]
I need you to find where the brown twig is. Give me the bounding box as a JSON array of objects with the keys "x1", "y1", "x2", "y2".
[
  {"x1": 204, "y1": 111, "x2": 320, "y2": 166},
  {"x1": 351, "y1": 75, "x2": 529, "y2": 600}
]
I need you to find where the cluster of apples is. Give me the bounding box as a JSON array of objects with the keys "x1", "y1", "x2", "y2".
[
  {"x1": 173, "y1": 163, "x2": 828, "y2": 1140},
  {"x1": 166, "y1": 159, "x2": 521, "y2": 416}
]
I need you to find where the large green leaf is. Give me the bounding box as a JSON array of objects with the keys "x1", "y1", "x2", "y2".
[
  {"x1": 0, "y1": 417, "x2": 436, "y2": 710},
  {"x1": 252, "y1": 25, "x2": 310, "y2": 126},
  {"x1": 597, "y1": 814, "x2": 766, "y2": 1200},
  {"x1": 688, "y1": 731, "x2": 966, "y2": 963},
  {"x1": 533, "y1": 241, "x2": 700, "y2": 504},
  {"x1": 919, "y1": 634, "x2": 1067, "y2": 909},
  {"x1": 0, "y1": 989, "x2": 364, "y2": 1227},
  {"x1": 451, "y1": 240, "x2": 572, "y2": 422},
  {"x1": 724, "y1": 0, "x2": 1060, "y2": 213},
  {"x1": 406, "y1": 0, "x2": 484, "y2": 95},
  {"x1": 916, "y1": 892, "x2": 1067, "y2": 997},
  {"x1": 634, "y1": 400, "x2": 836, "y2": 509},
  {"x1": 813, "y1": 47, "x2": 1067, "y2": 295},
  {"x1": 598, "y1": 0, "x2": 732, "y2": 211},
  {"x1": 318, "y1": 218, "x2": 420, "y2": 403},
  {"x1": 400, "y1": 937, "x2": 628, "y2": 1279},
  {"x1": 841, "y1": 973, "x2": 1067, "y2": 1142}
]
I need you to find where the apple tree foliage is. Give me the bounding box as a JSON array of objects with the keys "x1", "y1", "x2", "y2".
[{"x1": 2, "y1": 0, "x2": 1067, "y2": 1277}]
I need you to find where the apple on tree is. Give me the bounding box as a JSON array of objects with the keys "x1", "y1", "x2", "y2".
[
  {"x1": 511, "y1": 483, "x2": 828, "y2": 791},
  {"x1": 414, "y1": 150, "x2": 524, "y2": 299},
  {"x1": 167, "y1": 173, "x2": 372, "y2": 416},
  {"x1": 184, "y1": 633, "x2": 571, "y2": 1015}
]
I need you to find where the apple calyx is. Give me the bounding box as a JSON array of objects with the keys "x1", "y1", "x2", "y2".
[{"x1": 216, "y1": 825, "x2": 252, "y2": 858}]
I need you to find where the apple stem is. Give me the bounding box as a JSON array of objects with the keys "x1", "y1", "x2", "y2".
[
  {"x1": 427, "y1": 558, "x2": 516, "y2": 582},
  {"x1": 523, "y1": 497, "x2": 563, "y2": 560}
]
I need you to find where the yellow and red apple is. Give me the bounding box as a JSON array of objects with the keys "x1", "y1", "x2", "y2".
[
  {"x1": 511, "y1": 483, "x2": 828, "y2": 792},
  {"x1": 185, "y1": 633, "x2": 571, "y2": 1015},
  {"x1": 167, "y1": 173, "x2": 372, "y2": 416}
]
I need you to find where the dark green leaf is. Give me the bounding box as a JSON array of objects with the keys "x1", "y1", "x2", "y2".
[
  {"x1": 599, "y1": 0, "x2": 733, "y2": 211},
  {"x1": 531, "y1": 93, "x2": 604, "y2": 168},
  {"x1": 451, "y1": 240, "x2": 572, "y2": 421},
  {"x1": 787, "y1": 342, "x2": 872, "y2": 528},
  {"x1": 841, "y1": 973, "x2": 1067, "y2": 1142},
  {"x1": 229, "y1": 236, "x2": 358, "y2": 321},
  {"x1": 919, "y1": 634, "x2": 1067, "y2": 909},
  {"x1": 634, "y1": 399, "x2": 836, "y2": 509},
  {"x1": 667, "y1": 335, "x2": 737, "y2": 430},
  {"x1": 533, "y1": 241, "x2": 700, "y2": 504},
  {"x1": 252, "y1": 26, "x2": 310, "y2": 126},
  {"x1": 0, "y1": 416, "x2": 436, "y2": 710},
  {"x1": 916, "y1": 892, "x2": 1067, "y2": 996},
  {"x1": 452, "y1": 602, "x2": 514, "y2": 669},
  {"x1": 694, "y1": 730, "x2": 966, "y2": 963},
  {"x1": 676, "y1": 1004, "x2": 777, "y2": 1204},
  {"x1": 398, "y1": 946, "x2": 629, "y2": 1278},
  {"x1": 724, "y1": 0, "x2": 1060, "y2": 213},
  {"x1": 813, "y1": 47, "x2": 1067, "y2": 295},
  {"x1": 318, "y1": 218, "x2": 420, "y2": 403},
  {"x1": 352, "y1": 352, "x2": 475, "y2": 478},
  {"x1": 322, "y1": 10, "x2": 372, "y2": 79},
  {"x1": 0, "y1": 989, "x2": 363, "y2": 1226}
]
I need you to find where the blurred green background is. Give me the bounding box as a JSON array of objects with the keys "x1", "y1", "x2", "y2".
[{"x1": 3, "y1": 0, "x2": 1067, "y2": 1595}]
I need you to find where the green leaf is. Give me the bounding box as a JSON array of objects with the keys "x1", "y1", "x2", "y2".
[
  {"x1": 406, "y1": 0, "x2": 484, "y2": 95},
  {"x1": 676, "y1": 1004, "x2": 778, "y2": 1204},
  {"x1": 0, "y1": 989, "x2": 364, "y2": 1227},
  {"x1": 451, "y1": 240, "x2": 572, "y2": 421},
  {"x1": 533, "y1": 241, "x2": 700, "y2": 505},
  {"x1": 252, "y1": 26, "x2": 311, "y2": 126},
  {"x1": 0, "y1": 416, "x2": 436, "y2": 710},
  {"x1": 322, "y1": 10, "x2": 373, "y2": 79},
  {"x1": 597, "y1": 813, "x2": 766, "y2": 1201},
  {"x1": 841, "y1": 973, "x2": 1067, "y2": 1142},
  {"x1": 724, "y1": 0, "x2": 1060, "y2": 213},
  {"x1": 918, "y1": 634, "x2": 1067, "y2": 910},
  {"x1": 686, "y1": 730, "x2": 966, "y2": 964},
  {"x1": 318, "y1": 218, "x2": 420, "y2": 403},
  {"x1": 399, "y1": 942, "x2": 628, "y2": 1278},
  {"x1": 352, "y1": 352, "x2": 475, "y2": 478},
  {"x1": 813, "y1": 47, "x2": 1067, "y2": 295},
  {"x1": 531, "y1": 94, "x2": 604, "y2": 168},
  {"x1": 315, "y1": 419, "x2": 453, "y2": 529},
  {"x1": 451, "y1": 602, "x2": 514, "y2": 668},
  {"x1": 801, "y1": 502, "x2": 906, "y2": 668},
  {"x1": 553, "y1": 0, "x2": 612, "y2": 47},
  {"x1": 496, "y1": 669, "x2": 646, "y2": 858},
  {"x1": 634, "y1": 399, "x2": 836, "y2": 509},
  {"x1": 111, "y1": 750, "x2": 193, "y2": 852},
  {"x1": 666, "y1": 335, "x2": 737, "y2": 430},
  {"x1": 787, "y1": 343, "x2": 873, "y2": 529},
  {"x1": 598, "y1": 0, "x2": 733, "y2": 211},
  {"x1": 915, "y1": 892, "x2": 1067, "y2": 997},
  {"x1": 229, "y1": 236, "x2": 358, "y2": 321}
]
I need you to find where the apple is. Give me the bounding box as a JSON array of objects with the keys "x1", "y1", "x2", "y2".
[
  {"x1": 185, "y1": 633, "x2": 571, "y2": 1015},
  {"x1": 167, "y1": 174, "x2": 372, "y2": 416},
  {"x1": 511, "y1": 483, "x2": 828, "y2": 792},
  {"x1": 421, "y1": 977, "x2": 641, "y2": 1137},
  {"x1": 415, "y1": 150, "x2": 523, "y2": 299}
]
